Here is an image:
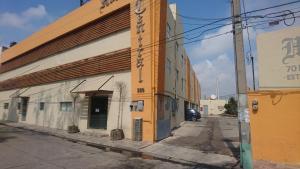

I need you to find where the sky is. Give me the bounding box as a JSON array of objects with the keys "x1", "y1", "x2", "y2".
[{"x1": 0, "y1": 0, "x2": 299, "y2": 99}]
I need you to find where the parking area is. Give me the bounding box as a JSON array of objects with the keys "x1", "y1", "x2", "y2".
[
  {"x1": 143, "y1": 116, "x2": 240, "y2": 168},
  {"x1": 165, "y1": 117, "x2": 239, "y2": 157}
]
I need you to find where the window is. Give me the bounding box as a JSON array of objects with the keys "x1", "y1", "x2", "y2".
[
  {"x1": 176, "y1": 69, "x2": 179, "y2": 81},
  {"x1": 181, "y1": 54, "x2": 184, "y2": 68},
  {"x1": 182, "y1": 78, "x2": 184, "y2": 92},
  {"x1": 167, "y1": 23, "x2": 171, "y2": 39},
  {"x1": 167, "y1": 58, "x2": 171, "y2": 74},
  {"x1": 17, "y1": 102, "x2": 21, "y2": 110},
  {"x1": 40, "y1": 102, "x2": 45, "y2": 111},
  {"x1": 60, "y1": 102, "x2": 72, "y2": 112},
  {"x1": 4, "y1": 103, "x2": 9, "y2": 109}
]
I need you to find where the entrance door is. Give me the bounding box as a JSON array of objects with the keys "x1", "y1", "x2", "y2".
[
  {"x1": 89, "y1": 96, "x2": 108, "y2": 129},
  {"x1": 21, "y1": 97, "x2": 29, "y2": 121},
  {"x1": 204, "y1": 105, "x2": 208, "y2": 117}
]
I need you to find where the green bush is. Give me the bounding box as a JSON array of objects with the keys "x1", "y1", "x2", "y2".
[{"x1": 224, "y1": 97, "x2": 238, "y2": 116}]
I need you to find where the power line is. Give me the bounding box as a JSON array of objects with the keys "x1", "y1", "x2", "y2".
[
  {"x1": 2, "y1": 1, "x2": 300, "y2": 91},
  {"x1": 242, "y1": 0, "x2": 255, "y2": 90}
]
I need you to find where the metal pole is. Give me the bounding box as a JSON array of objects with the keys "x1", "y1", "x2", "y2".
[
  {"x1": 251, "y1": 56, "x2": 256, "y2": 91},
  {"x1": 231, "y1": 0, "x2": 253, "y2": 168}
]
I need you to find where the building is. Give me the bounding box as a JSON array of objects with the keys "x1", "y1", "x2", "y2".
[
  {"x1": 248, "y1": 26, "x2": 300, "y2": 165},
  {"x1": 0, "y1": 0, "x2": 201, "y2": 142},
  {"x1": 200, "y1": 99, "x2": 227, "y2": 116}
]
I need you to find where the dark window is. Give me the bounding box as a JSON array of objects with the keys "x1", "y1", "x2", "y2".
[
  {"x1": 4, "y1": 103, "x2": 9, "y2": 109},
  {"x1": 40, "y1": 102, "x2": 45, "y2": 111},
  {"x1": 60, "y1": 102, "x2": 72, "y2": 112},
  {"x1": 17, "y1": 102, "x2": 21, "y2": 110}
]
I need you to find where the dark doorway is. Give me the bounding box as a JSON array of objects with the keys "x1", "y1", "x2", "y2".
[
  {"x1": 20, "y1": 97, "x2": 29, "y2": 121},
  {"x1": 89, "y1": 96, "x2": 108, "y2": 129},
  {"x1": 184, "y1": 101, "x2": 189, "y2": 120}
]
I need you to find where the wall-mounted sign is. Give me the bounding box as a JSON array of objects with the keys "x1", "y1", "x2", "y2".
[
  {"x1": 257, "y1": 26, "x2": 300, "y2": 89},
  {"x1": 100, "y1": 0, "x2": 118, "y2": 9},
  {"x1": 130, "y1": 100, "x2": 144, "y2": 112},
  {"x1": 135, "y1": 0, "x2": 146, "y2": 83},
  {"x1": 137, "y1": 88, "x2": 145, "y2": 93}
]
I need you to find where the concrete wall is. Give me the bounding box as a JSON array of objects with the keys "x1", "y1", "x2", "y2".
[
  {"x1": 165, "y1": 4, "x2": 186, "y2": 129},
  {"x1": 0, "y1": 27, "x2": 132, "y2": 138},
  {"x1": 248, "y1": 90, "x2": 300, "y2": 165},
  {"x1": 0, "y1": 71, "x2": 133, "y2": 138},
  {"x1": 200, "y1": 100, "x2": 227, "y2": 116}
]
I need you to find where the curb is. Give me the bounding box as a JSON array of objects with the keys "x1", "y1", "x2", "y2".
[{"x1": 0, "y1": 122, "x2": 237, "y2": 169}]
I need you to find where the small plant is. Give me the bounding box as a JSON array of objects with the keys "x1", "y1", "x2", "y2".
[{"x1": 67, "y1": 125, "x2": 80, "y2": 133}]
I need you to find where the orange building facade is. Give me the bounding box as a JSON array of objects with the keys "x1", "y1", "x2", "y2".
[
  {"x1": 0, "y1": 0, "x2": 200, "y2": 142},
  {"x1": 249, "y1": 26, "x2": 300, "y2": 165},
  {"x1": 248, "y1": 90, "x2": 300, "y2": 165}
]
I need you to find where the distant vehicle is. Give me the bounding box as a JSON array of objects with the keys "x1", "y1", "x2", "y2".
[{"x1": 185, "y1": 109, "x2": 201, "y2": 121}]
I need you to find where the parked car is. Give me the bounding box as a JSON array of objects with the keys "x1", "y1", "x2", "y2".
[{"x1": 185, "y1": 109, "x2": 201, "y2": 121}]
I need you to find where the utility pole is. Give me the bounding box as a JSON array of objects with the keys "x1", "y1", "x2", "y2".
[{"x1": 231, "y1": 0, "x2": 253, "y2": 169}]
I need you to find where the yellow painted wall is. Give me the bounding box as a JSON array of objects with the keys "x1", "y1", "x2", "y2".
[
  {"x1": 130, "y1": 0, "x2": 167, "y2": 142},
  {"x1": 248, "y1": 90, "x2": 300, "y2": 165}
]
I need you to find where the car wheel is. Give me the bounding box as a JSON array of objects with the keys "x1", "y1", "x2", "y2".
[{"x1": 192, "y1": 117, "x2": 197, "y2": 121}]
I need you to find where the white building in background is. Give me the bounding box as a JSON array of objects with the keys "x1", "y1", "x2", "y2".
[{"x1": 200, "y1": 99, "x2": 227, "y2": 116}]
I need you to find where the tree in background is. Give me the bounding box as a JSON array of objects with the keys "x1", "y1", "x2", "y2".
[{"x1": 224, "y1": 97, "x2": 238, "y2": 116}]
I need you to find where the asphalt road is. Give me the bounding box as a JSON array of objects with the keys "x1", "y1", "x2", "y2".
[
  {"x1": 161, "y1": 117, "x2": 240, "y2": 166},
  {"x1": 0, "y1": 124, "x2": 202, "y2": 169}
]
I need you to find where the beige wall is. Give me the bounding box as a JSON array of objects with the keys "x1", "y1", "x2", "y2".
[
  {"x1": 200, "y1": 100, "x2": 227, "y2": 115},
  {"x1": 165, "y1": 4, "x2": 187, "y2": 129},
  {"x1": 0, "y1": 71, "x2": 132, "y2": 138},
  {"x1": 0, "y1": 29, "x2": 130, "y2": 81},
  {"x1": 0, "y1": 28, "x2": 132, "y2": 138},
  {"x1": 257, "y1": 26, "x2": 300, "y2": 89},
  {"x1": 162, "y1": 4, "x2": 201, "y2": 129}
]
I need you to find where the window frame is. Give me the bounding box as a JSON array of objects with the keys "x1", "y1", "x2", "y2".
[
  {"x1": 39, "y1": 102, "x2": 45, "y2": 111},
  {"x1": 4, "y1": 103, "x2": 9, "y2": 109},
  {"x1": 167, "y1": 22, "x2": 171, "y2": 39},
  {"x1": 59, "y1": 102, "x2": 73, "y2": 112}
]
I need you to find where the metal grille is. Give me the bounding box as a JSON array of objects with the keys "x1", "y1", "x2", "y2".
[{"x1": 133, "y1": 117, "x2": 143, "y2": 141}]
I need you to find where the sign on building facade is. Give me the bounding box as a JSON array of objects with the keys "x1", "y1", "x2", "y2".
[{"x1": 257, "y1": 26, "x2": 300, "y2": 89}]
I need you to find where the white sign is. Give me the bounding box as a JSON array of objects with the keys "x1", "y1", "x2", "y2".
[{"x1": 257, "y1": 26, "x2": 300, "y2": 89}]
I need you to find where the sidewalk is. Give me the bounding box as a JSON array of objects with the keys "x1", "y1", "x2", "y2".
[
  {"x1": 0, "y1": 121, "x2": 151, "y2": 153},
  {"x1": 254, "y1": 160, "x2": 300, "y2": 169},
  {"x1": 0, "y1": 120, "x2": 238, "y2": 168}
]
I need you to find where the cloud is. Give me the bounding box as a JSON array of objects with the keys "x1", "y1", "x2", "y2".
[
  {"x1": 193, "y1": 54, "x2": 236, "y2": 98},
  {"x1": 188, "y1": 25, "x2": 236, "y2": 98},
  {"x1": 0, "y1": 5, "x2": 47, "y2": 29},
  {"x1": 189, "y1": 25, "x2": 234, "y2": 61}
]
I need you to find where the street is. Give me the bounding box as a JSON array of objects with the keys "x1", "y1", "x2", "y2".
[
  {"x1": 166, "y1": 117, "x2": 239, "y2": 158},
  {"x1": 0, "y1": 118, "x2": 240, "y2": 169},
  {"x1": 0, "y1": 124, "x2": 193, "y2": 169}
]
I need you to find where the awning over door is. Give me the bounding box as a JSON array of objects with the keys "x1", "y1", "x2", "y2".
[{"x1": 71, "y1": 75, "x2": 115, "y2": 94}]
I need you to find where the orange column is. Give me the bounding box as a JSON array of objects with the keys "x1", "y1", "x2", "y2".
[{"x1": 131, "y1": 0, "x2": 167, "y2": 142}]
